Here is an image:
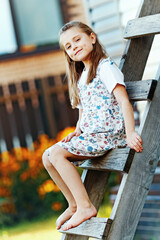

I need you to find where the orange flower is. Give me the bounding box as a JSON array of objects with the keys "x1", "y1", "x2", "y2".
[
  {"x1": 38, "y1": 179, "x2": 60, "y2": 197},
  {"x1": 20, "y1": 171, "x2": 29, "y2": 181},
  {"x1": 1, "y1": 151, "x2": 10, "y2": 163},
  {"x1": 52, "y1": 202, "x2": 62, "y2": 211},
  {"x1": 1, "y1": 177, "x2": 12, "y2": 186},
  {"x1": 38, "y1": 185, "x2": 45, "y2": 194},
  {"x1": 53, "y1": 185, "x2": 60, "y2": 193},
  {"x1": 13, "y1": 147, "x2": 23, "y2": 161},
  {"x1": 43, "y1": 180, "x2": 55, "y2": 193},
  {"x1": 0, "y1": 128, "x2": 75, "y2": 214},
  {"x1": 0, "y1": 187, "x2": 10, "y2": 197},
  {"x1": 1, "y1": 202, "x2": 16, "y2": 214},
  {"x1": 56, "y1": 127, "x2": 76, "y2": 142}
]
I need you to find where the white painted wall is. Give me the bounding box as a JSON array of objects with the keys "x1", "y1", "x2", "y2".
[{"x1": 83, "y1": 0, "x2": 125, "y2": 64}]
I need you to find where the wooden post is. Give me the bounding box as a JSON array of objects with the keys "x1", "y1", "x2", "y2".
[
  {"x1": 40, "y1": 77, "x2": 57, "y2": 138},
  {"x1": 28, "y1": 80, "x2": 44, "y2": 135}
]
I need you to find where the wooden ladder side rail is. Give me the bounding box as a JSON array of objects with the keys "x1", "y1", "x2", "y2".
[{"x1": 105, "y1": 71, "x2": 160, "y2": 240}]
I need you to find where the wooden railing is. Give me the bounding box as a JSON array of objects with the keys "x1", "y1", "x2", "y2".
[{"x1": 0, "y1": 75, "x2": 78, "y2": 152}]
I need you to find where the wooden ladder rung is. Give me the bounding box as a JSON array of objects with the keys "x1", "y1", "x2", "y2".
[
  {"x1": 126, "y1": 80, "x2": 157, "y2": 101},
  {"x1": 59, "y1": 217, "x2": 112, "y2": 239},
  {"x1": 80, "y1": 147, "x2": 134, "y2": 172},
  {"x1": 124, "y1": 13, "x2": 160, "y2": 39}
]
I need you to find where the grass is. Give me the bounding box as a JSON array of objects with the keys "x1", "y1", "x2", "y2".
[
  {"x1": 0, "y1": 204, "x2": 112, "y2": 240},
  {"x1": 0, "y1": 215, "x2": 61, "y2": 240}
]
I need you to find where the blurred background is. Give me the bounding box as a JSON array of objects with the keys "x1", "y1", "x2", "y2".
[{"x1": 0, "y1": 0, "x2": 160, "y2": 240}]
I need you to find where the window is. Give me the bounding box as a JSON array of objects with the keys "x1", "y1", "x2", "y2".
[
  {"x1": 0, "y1": 0, "x2": 17, "y2": 55},
  {"x1": 0, "y1": 0, "x2": 63, "y2": 57}
]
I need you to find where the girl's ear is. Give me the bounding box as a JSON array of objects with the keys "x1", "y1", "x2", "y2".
[{"x1": 90, "y1": 32, "x2": 96, "y2": 44}]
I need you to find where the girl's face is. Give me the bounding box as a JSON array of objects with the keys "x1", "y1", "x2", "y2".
[{"x1": 60, "y1": 27, "x2": 96, "y2": 65}]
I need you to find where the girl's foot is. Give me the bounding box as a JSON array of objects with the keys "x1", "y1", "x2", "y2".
[
  {"x1": 56, "y1": 206, "x2": 77, "y2": 230},
  {"x1": 61, "y1": 204, "x2": 97, "y2": 231}
]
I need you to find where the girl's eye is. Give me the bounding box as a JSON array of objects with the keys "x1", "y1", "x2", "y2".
[
  {"x1": 66, "y1": 45, "x2": 71, "y2": 50},
  {"x1": 75, "y1": 38, "x2": 80, "y2": 42}
]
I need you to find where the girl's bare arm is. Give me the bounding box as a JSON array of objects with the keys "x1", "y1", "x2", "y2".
[
  {"x1": 113, "y1": 84, "x2": 143, "y2": 152},
  {"x1": 75, "y1": 109, "x2": 83, "y2": 131}
]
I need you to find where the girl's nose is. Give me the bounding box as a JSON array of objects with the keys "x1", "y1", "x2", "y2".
[{"x1": 73, "y1": 44, "x2": 78, "y2": 51}]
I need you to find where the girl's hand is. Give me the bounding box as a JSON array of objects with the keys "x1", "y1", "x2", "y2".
[
  {"x1": 61, "y1": 129, "x2": 82, "y2": 142},
  {"x1": 126, "y1": 131, "x2": 143, "y2": 152}
]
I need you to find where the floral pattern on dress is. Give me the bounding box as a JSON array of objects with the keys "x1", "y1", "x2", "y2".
[{"x1": 47, "y1": 58, "x2": 127, "y2": 158}]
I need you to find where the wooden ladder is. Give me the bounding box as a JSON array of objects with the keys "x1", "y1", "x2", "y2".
[{"x1": 59, "y1": 0, "x2": 160, "y2": 239}]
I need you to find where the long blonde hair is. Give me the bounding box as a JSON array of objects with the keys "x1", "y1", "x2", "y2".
[{"x1": 59, "y1": 21, "x2": 108, "y2": 109}]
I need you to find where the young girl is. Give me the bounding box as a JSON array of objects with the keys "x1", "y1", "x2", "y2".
[{"x1": 42, "y1": 21, "x2": 143, "y2": 231}]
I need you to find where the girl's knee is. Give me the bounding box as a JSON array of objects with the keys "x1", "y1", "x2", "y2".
[
  {"x1": 42, "y1": 151, "x2": 52, "y2": 169},
  {"x1": 49, "y1": 146, "x2": 64, "y2": 167}
]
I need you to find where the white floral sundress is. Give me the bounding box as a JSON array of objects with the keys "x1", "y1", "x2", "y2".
[{"x1": 46, "y1": 58, "x2": 127, "y2": 158}]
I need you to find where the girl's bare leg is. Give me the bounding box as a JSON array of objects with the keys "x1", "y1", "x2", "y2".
[
  {"x1": 42, "y1": 151, "x2": 77, "y2": 229},
  {"x1": 48, "y1": 145, "x2": 97, "y2": 231}
]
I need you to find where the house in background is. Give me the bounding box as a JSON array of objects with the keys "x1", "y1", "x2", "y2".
[
  {"x1": 0, "y1": 0, "x2": 86, "y2": 151},
  {"x1": 0, "y1": 0, "x2": 159, "y2": 152}
]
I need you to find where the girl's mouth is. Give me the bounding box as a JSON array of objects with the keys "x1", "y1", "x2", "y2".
[{"x1": 75, "y1": 49, "x2": 82, "y2": 55}]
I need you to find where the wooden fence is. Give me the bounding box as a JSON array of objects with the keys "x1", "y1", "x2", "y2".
[{"x1": 0, "y1": 75, "x2": 78, "y2": 153}]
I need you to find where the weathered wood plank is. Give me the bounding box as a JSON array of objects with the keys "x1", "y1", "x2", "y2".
[
  {"x1": 80, "y1": 148, "x2": 130, "y2": 172},
  {"x1": 126, "y1": 80, "x2": 157, "y2": 101},
  {"x1": 59, "y1": 217, "x2": 112, "y2": 239},
  {"x1": 61, "y1": 234, "x2": 88, "y2": 240},
  {"x1": 106, "y1": 77, "x2": 160, "y2": 240},
  {"x1": 124, "y1": 13, "x2": 160, "y2": 39},
  {"x1": 61, "y1": 170, "x2": 111, "y2": 240}
]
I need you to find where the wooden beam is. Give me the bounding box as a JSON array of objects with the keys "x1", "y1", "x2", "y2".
[
  {"x1": 80, "y1": 148, "x2": 130, "y2": 172},
  {"x1": 59, "y1": 217, "x2": 112, "y2": 239},
  {"x1": 126, "y1": 80, "x2": 157, "y2": 101},
  {"x1": 124, "y1": 13, "x2": 160, "y2": 39}
]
